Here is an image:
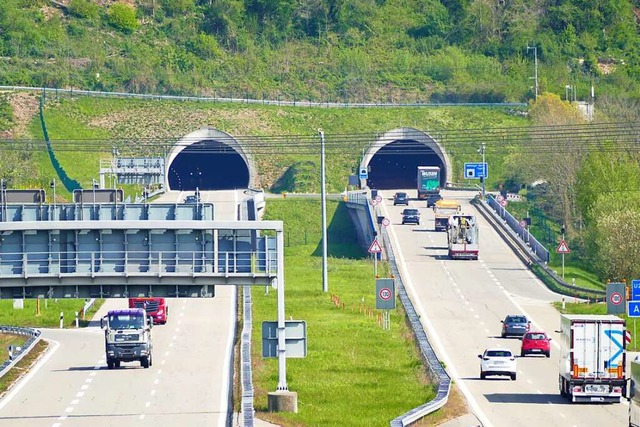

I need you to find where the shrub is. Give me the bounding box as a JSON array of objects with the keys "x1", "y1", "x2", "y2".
[
  {"x1": 108, "y1": 2, "x2": 139, "y2": 33},
  {"x1": 68, "y1": 0, "x2": 99, "y2": 21}
]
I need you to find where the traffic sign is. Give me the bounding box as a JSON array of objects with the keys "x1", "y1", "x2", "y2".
[
  {"x1": 499, "y1": 199, "x2": 507, "y2": 207},
  {"x1": 519, "y1": 220, "x2": 527, "y2": 227},
  {"x1": 379, "y1": 287, "x2": 392, "y2": 301},
  {"x1": 610, "y1": 292, "x2": 623, "y2": 305},
  {"x1": 368, "y1": 238, "x2": 382, "y2": 253},
  {"x1": 629, "y1": 301, "x2": 640, "y2": 317},
  {"x1": 376, "y1": 278, "x2": 396, "y2": 310},
  {"x1": 464, "y1": 162, "x2": 488, "y2": 179},
  {"x1": 632, "y1": 279, "x2": 640, "y2": 301},
  {"x1": 556, "y1": 240, "x2": 570, "y2": 254},
  {"x1": 375, "y1": 195, "x2": 382, "y2": 203},
  {"x1": 381, "y1": 217, "x2": 390, "y2": 227},
  {"x1": 359, "y1": 167, "x2": 368, "y2": 180}
]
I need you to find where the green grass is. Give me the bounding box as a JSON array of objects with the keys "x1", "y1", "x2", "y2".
[
  {"x1": 252, "y1": 199, "x2": 435, "y2": 426},
  {"x1": 0, "y1": 298, "x2": 105, "y2": 328},
  {"x1": 0, "y1": 334, "x2": 27, "y2": 362}
]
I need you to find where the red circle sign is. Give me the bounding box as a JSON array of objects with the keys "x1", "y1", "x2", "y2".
[
  {"x1": 610, "y1": 292, "x2": 623, "y2": 305},
  {"x1": 381, "y1": 218, "x2": 390, "y2": 227},
  {"x1": 379, "y1": 288, "x2": 392, "y2": 301}
]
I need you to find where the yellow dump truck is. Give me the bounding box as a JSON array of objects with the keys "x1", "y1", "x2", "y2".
[{"x1": 433, "y1": 200, "x2": 461, "y2": 231}]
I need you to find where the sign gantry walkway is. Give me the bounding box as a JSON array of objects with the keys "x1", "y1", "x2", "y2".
[{"x1": 0, "y1": 202, "x2": 282, "y2": 299}]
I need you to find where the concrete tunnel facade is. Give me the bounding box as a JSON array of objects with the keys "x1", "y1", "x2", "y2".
[
  {"x1": 165, "y1": 127, "x2": 254, "y2": 191},
  {"x1": 165, "y1": 126, "x2": 449, "y2": 193},
  {"x1": 360, "y1": 127, "x2": 451, "y2": 191}
]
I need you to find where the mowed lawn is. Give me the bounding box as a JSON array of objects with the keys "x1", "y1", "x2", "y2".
[{"x1": 251, "y1": 199, "x2": 435, "y2": 426}]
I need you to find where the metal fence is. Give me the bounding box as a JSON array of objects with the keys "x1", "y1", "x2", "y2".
[
  {"x1": 2, "y1": 86, "x2": 528, "y2": 109},
  {"x1": 240, "y1": 286, "x2": 255, "y2": 426}
]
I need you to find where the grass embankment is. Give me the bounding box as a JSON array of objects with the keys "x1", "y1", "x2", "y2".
[
  {"x1": 0, "y1": 298, "x2": 104, "y2": 329},
  {"x1": 251, "y1": 198, "x2": 467, "y2": 426}
]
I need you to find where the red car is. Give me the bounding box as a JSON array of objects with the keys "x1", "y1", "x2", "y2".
[{"x1": 520, "y1": 331, "x2": 551, "y2": 357}]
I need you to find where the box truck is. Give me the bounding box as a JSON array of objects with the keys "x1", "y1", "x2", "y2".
[{"x1": 558, "y1": 314, "x2": 626, "y2": 403}]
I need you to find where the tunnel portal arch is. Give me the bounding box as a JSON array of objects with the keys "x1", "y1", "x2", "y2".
[
  {"x1": 360, "y1": 128, "x2": 451, "y2": 190},
  {"x1": 165, "y1": 128, "x2": 253, "y2": 191}
]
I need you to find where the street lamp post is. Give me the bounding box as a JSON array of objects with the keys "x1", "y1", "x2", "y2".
[
  {"x1": 319, "y1": 129, "x2": 328, "y2": 293},
  {"x1": 565, "y1": 85, "x2": 571, "y2": 101},
  {"x1": 527, "y1": 46, "x2": 539, "y2": 99},
  {"x1": 479, "y1": 143, "x2": 486, "y2": 197}
]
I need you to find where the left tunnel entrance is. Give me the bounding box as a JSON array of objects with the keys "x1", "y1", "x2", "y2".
[{"x1": 167, "y1": 139, "x2": 249, "y2": 191}]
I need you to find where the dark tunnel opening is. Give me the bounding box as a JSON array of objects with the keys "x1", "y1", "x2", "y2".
[
  {"x1": 168, "y1": 139, "x2": 249, "y2": 191},
  {"x1": 366, "y1": 140, "x2": 444, "y2": 190}
]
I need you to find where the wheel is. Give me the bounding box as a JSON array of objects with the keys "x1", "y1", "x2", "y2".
[
  {"x1": 520, "y1": 351, "x2": 525, "y2": 357},
  {"x1": 141, "y1": 356, "x2": 150, "y2": 368},
  {"x1": 545, "y1": 351, "x2": 550, "y2": 358},
  {"x1": 511, "y1": 373, "x2": 517, "y2": 381},
  {"x1": 149, "y1": 353, "x2": 153, "y2": 367},
  {"x1": 114, "y1": 360, "x2": 121, "y2": 368},
  {"x1": 560, "y1": 377, "x2": 567, "y2": 397},
  {"x1": 480, "y1": 371, "x2": 486, "y2": 380},
  {"x1": 107, "y1": 359, "x2": 114, "y2": 369},
  {"x1": 501, "y1": 332, "x2": 506, "y2": 338},
  {"x1": 417, "y1": 221, "x2": 420, "y2": 225}
]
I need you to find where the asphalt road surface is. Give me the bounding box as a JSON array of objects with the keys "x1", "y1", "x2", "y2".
[
  {"x1": 0, "y1": 288, "x2": 236, "y2": 427},
  {"x1": 380, "y1": 189, "x2": 627, "y2": 427}
]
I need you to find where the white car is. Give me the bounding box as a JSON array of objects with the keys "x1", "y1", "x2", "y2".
[{"x1": 478, "y1": 348, "x2": 517, "y2": 380}]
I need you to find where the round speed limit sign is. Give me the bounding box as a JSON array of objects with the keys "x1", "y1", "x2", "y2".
[{"x1": 379, "y1": 288, "x2": 392, "y2": 301}]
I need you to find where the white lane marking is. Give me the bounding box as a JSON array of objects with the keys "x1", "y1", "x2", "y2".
[
  {"x1": 151, "y1": 390, "x2": 156, "y2": 396},
  {"x1": 145, "y1": 402, "x2": 151, "y2": 408},
  {"x1": 89, "y1": 372, "x2": 97, "y2": 377},
  {"x1": 527, "y1": 379, "x2": 533, "y2": 384},
  {"x1": 165, "y1": 351, "x2": 170, "y2": 356},
  {"x1": 161, "y1": 360, "x2": 166, "y2": 365},
  {"x1": 559, "y1": 413, "x2": 566, "y2": 418},
  {"x1": 58, "y1": 416, "x2": 67, "y2": 421},
  {"x1": 381, "y1": 200, "x2": 494, "y2": 427},
  {"x1": 140, "y1": 414, "x2": 145, "y2": 420},
  {"x1": 157, "y1": 369, "x2": 162, "y2": 375},
  {"x1": 85, "y1": 378, "x2": 93, "y2": 383},
  {"x1": 218, "y1": 286, "x2": 236, "y2": 427},
  {"x1": 81, "y1": 384, "x2": 89, "y2": 390},
  {"x1": 52, "y1": 423, "x2": 61, "y2": 427},
  {"x1": 65, "y1": 407, "x2": 74, "y2": 413},
  {"x1": 0, "y1": 338, "x2": 59, "y2": 411},
  {"x1": 71, "y1": 399, "x2": 79, "y2": 405},
  {"x1": 76, "y1": 392, "x2": 84, "y2": 398},
  {"x1": 154, "y1": 379, "x2": 160, "y2": 385}
]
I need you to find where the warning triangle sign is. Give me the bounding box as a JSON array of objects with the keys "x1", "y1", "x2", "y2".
[
  {"x1": 556, "y1": 239, "x2": 570, "y2": 254},
  {"x1": 368, "y1": 238, "x2": 382, "y2": 253}
]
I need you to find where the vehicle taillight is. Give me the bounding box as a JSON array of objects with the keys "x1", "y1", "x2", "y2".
[
  {"x1": 572, "y1": 386, "x2": 583, "y2": 393},
  {"x1": 613, "y1": 386, "x2": 622, "y2": 394}
]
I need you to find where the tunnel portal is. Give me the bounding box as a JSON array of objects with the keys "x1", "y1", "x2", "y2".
[
  {"x1": 167, "y1": 139, "x2": 249, "y2": 191},
  {"x1": 366, "y1": 139, "x2": 445, "y2": 190}
]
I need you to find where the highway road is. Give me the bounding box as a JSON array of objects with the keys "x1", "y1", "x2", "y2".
[
  {"x1": 154, "y1": 189, "x2": 247, "y2": 220},
  {"x1": 0, "y1": 286, "x2": 236, "y2": 427},
  {"x1": 380, "y1": 189, "x2": 627, "y2": 427}
]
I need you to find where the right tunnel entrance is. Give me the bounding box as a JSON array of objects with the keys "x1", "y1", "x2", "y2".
[{"x1": 366, "y1": 139, "x2": 444, "y2": 190}]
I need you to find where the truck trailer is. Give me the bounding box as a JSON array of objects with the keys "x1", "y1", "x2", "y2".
[
  {"x1": 101, "y1": 308, "x2": 153, "y2": 369},
  {"x1": 417, "y1": 166, "x2": 441, "y2": 201},
  {"x1": 558, "y1": 314, "x2": 626, "y2": 403}
]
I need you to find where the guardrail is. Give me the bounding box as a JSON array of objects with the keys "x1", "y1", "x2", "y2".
[
  {"x1": 0, "y1": 250, "x2": 277, "y2": 277},
  {"x1": 0, "y1": 326, "x2": 42, "y2": 379},
  {"x1": 240, "y1": 286, "x2": 255, "y2": 426}
]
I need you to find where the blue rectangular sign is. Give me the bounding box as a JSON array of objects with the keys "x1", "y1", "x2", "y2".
[
  {"x1": 464, "y1": 162, "x2": 488, "y2": 179},
  {"x1": 629, "y1": 301, "x2": 640, "y2": 318},
  {"x1": 632, "y1": 279, "x2": 640, "y2": 301}
]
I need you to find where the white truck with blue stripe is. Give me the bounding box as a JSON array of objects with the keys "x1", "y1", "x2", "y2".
[{"x1": 558, "y1": 314, "x2": 626, "y2": 403}]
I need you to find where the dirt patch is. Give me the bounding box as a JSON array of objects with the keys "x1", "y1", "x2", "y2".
[{"x1": 5, "y1": 93, "x2": 40, "y2": 138}]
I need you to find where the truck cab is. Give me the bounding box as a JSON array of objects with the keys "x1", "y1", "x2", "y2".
[
  {"x1": 433, "y1": 200, "x2": 461, "y2": 232},
  {"x1": 128, "y1": 297, "x2": 168, "y2": 325},
  {"x1": 101, "y1": 308, "x2": 153, "y2": 369}
]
